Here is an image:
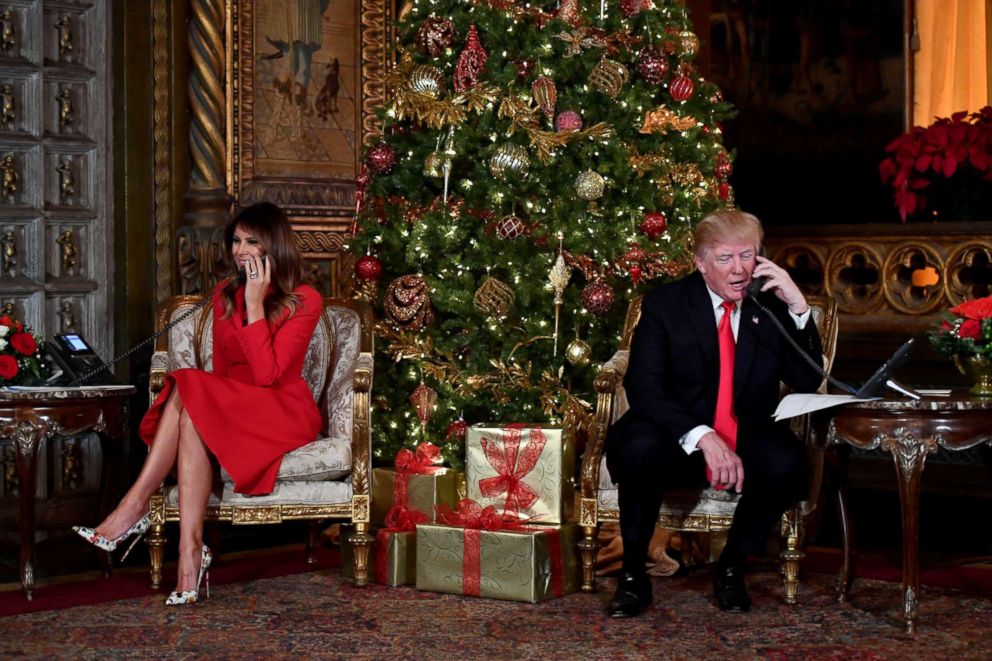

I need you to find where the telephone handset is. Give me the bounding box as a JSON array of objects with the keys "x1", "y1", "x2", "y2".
[
  {"x1": 745, "y1": 245, "x2": 769, "y2": 298},
  {"x1": 43, "y1": 294, "x2": 213, "y2": 387}
]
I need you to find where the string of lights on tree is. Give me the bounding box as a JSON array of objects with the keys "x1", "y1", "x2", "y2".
[{"x1": 351, "y1": 0, "x2": 736, "y2": 467}]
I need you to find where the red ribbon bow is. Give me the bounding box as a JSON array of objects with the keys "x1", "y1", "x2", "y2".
[
  {"x1": 477, "y1": 425, "x2": 547, "y2": 517},
  {"x1": 391, "y1": 442, "x2": 445, "y2": 517},
  {"x1": 395, "y1": 441, "x2": 444, "y2": 475}
]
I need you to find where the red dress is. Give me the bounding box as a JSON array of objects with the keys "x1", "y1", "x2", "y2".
[{"x1": 139, "y1": 283, "x2": 323, "y2": 495}]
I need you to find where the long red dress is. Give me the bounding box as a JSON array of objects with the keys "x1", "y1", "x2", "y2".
[{"x1": 139, "y1": 282, "x2": 323, "y2": 495}]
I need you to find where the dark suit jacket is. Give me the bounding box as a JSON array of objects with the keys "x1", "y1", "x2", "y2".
[{"x1": 605, "y1": 271, "x2": 824, "y2": 484}]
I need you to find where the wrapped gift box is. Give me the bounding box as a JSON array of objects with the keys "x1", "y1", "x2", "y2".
[
  {"x1": 415, "y1": 522, "x2": 579, "y2": 603},
  {"x1": 465, "y1": 424, "x2": 574, "y2": 524},
  {"x1": 371, "y1": 467, "x2": 460, "y2": 526},
  {"x1": 340, "y1": 525, "x2": 417, "y2": 587}
]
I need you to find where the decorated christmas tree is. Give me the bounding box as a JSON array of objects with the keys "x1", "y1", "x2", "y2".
[{"x1": 351, "y1": 0, "x2": 735, "y2": 466}]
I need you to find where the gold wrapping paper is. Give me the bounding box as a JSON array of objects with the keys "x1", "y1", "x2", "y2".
[
  {"x1": 465, "y1": 425, "x2": 575, "y2": 524},
  {"x1": 415, "y1": 522, "x2": 579, "y2": 603},
  {"x1": 371, "y1": 467, "x2": 460, "y2": 526},
  {"x1": 340, "y1": 525, "x2": 417, "y2": 587}
]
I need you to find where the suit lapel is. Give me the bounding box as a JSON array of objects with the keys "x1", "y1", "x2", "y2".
[
  {"x1": 686, "y1": 273, "x2": 719, "y2": 385},
  {"x1": 734, "y1": 297, "x2": 761, "y2": 400}
]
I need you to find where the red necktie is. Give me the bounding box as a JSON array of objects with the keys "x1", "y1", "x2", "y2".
[{"x1": 708, "y1": 301, "x2": 737, "y2": 487}]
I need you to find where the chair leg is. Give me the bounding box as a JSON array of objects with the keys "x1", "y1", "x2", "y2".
[
  {"x1": 305, "y1": 520, "x2": 322, "y2": 564},
  {"x1": 147, "y1": 522, "x2": 166, "y2": 589},
  {"x1": 780, "y1": 507, "x2": 804, "y2": 605},
  {"x1": 578, "y1": 524, "x2": 599, "y2": 593},
  {"x1": 348, "y1": 522, "x2": 373, "y2": 587}
]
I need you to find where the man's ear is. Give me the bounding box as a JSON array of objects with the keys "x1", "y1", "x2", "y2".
[{"x1": 694, "y1": 254, "x2": 705, "y2": 274}]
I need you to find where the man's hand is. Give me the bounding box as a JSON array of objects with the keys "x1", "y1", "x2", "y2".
[
  {"x1": 752, "y1": 255, "x2": 808, "y2": 316},
  {"x1": 697, "y1": 431, "x2": 744, "y2": 492}
]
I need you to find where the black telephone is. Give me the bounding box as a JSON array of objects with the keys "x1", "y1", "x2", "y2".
[{"x1": 45, "y1": 333, "x2": 118, "y2": 386}]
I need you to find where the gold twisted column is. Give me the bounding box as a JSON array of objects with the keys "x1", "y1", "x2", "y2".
[
  {"x1": 181, "y1": 0, "x2": 228, "y2": 294},
  {"x1": 152, "y1": 0, "x2": 173, "y2": 303}
]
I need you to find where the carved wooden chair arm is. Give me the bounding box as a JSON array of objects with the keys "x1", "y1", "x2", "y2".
[
  {"x1": 149, "y1": 351, "x2": 168, "y2": 398},
  {"x1": 353, "y1": 352, "x2": 373, "y2": 393}
]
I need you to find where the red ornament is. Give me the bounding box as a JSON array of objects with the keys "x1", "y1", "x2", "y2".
[
  {"x1": 416, "y1": 16, "x2": 455, "y2": 58},
  {"x1": 669, "y1": 73, "x2": 695, "y2": 102},
  {"x1": 714, "y1": 155, "x2": 733, "y2": 179},
  {"x1": 635, "y1": 49, "x2": 668, "y2": 85},
  {"x1": 624, "y1": 243, "x2": 647, "y2": 264},
  {"x1": 516, "y1": 59, "x2": 534, "y2": 80},
  {"x1": 582, "y1": 281, "x2": 615, "y2": 315},
  {"x1": 495, "y1": 215, "x2": 525, "y2": 240},
  {"x1": 445, "y1": 418, "x2": 468, "y2": 442},
  {"x1": 555, "y1": 110, "x2": 583, "y2": 132},
  {"x1": 639, "y1": 212, "x2": 668, "y2": 239},
  {"x1": 719, "y1": 182, "x2": 730, "y2": 200},
  {"x1": 365, "y1": 143, "x2": 396, "y2": 174},
  {"x1": 453, "y1": 25, "x2": 488, "y2": 93},
  {"x1": 532, "y1": 76, "x2": 557, "y2": 118},
  {"x1": 629, "y1": 265, "x2": 643, "y2": 285},
  {"x1": 355, "y1": 254, "x2": 383, "y2": 281},
  {"x1": 620, "y1": 0, "x2": 651, "y2": 17}
]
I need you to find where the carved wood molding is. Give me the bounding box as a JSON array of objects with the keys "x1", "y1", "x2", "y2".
[{"x1": 765, "y1": 223, "x2": 992, "y2": 335}]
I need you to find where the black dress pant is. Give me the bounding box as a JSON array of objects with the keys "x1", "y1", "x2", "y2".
[{"x1": 613, "y1": 418, "x2": 807, "y2": 573}]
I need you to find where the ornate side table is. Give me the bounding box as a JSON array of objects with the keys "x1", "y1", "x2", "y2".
[
  {"x1": 827, "y1": 393, "x2": 992, "y2": 634},
  {"x1": 0, "y1": 386, "x2": 134, "y2": 599}
]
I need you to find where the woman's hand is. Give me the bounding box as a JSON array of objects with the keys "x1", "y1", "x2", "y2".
[{"x1": 244, "y1": 254, "x2": 272, "y2": 325}]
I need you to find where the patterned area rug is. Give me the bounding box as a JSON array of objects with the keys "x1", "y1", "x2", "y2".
[{"x1": 3, "y1": 565, "x2": 991, "y2": 659}]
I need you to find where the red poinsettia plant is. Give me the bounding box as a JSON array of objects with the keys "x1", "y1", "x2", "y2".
[
  {"x1": 880, "y1": 106, "x2": 992, "y2": 221},
  {"x1": 0, "y1": 314, "x2": 51, "y2": 386},
  {"x1": 928, "y1": 295, "x2": 992, "y2": 358}
]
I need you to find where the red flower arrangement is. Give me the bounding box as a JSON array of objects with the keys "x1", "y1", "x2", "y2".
[
  {"x1": 879, "y1": 106, "x2": 992, "y2": 222},
  {"x1": 0, "y1": 314, "x2": 50, "y2": 386},
  {"x1": 928, "y1": 295, "x2": 992, "y2": 358}
]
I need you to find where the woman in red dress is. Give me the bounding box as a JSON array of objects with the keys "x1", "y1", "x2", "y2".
[{"x1": 74, "y1": 202, "x2": 322, "y2": 605}]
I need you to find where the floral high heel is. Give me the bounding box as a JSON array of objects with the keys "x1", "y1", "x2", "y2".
[
  {"x1": 72, "y1": 513, "x2": 151, "y2": 562},
  {"x1": 165, "y1": 545, "x2": 212, "y2": 606}
]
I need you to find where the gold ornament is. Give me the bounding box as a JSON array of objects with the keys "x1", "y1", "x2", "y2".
[
  {"x1": 473, "y1": 276, "x2": 515, "y2": 317},
  {"x1": 679, "y1": 31, "x2": 700, "y2": 58},
  {"x1": 423, "y1": 151, "x2": 445, "y2": 177},
  {"x1": 531, "y1": 76, "x2": 557, "y2": 118},
  {"x1": 410, "y1": 381, "x2": 438, "y2": 435},
  {"x1": 575, "y1": 170, "x2": 605, "y2": 200},
  {"x1": 548, "y1": 236, "x2": 572, "y2": 357},
  {"x1": 565, "y1": 337, "x2": 592, "y2": 367},
  {"x1": 489, "y1": 143, "x2": 529, "y2": 180},
  {"x1": 384, "y1": 274, "x2": 434, "y2": 330},
  {"x1": 408, "y1": 65, "x2": 446, "y2": 99},
  {"x1": 640, "y1": 105, "x2": 698, "y2": 134},
  {"x1": 588, "y1": 58, "x2": 629, "y2": 97}
]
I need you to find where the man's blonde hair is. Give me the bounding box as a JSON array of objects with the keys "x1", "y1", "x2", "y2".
[{"x1": 693, "y1": 210, "x2": 764, "y2": 258}]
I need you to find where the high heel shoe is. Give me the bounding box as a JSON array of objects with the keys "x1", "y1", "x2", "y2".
[
  {"x1": 72, "y1": 513, "x2": 151, "y2": 562},
  {"x1": 165, "y1": 545, "x2": 212, "y2": 606}
]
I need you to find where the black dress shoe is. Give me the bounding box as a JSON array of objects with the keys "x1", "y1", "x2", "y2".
[
  {"x1": 607, "y1": 571, "x2": 652, "y2": 618},
  {"x1": 713, "y1": 565, "x2": 752, "y2": 612}
]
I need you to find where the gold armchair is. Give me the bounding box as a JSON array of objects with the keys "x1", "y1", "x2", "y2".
[
  {"x1": 144, "y1": 296, "x2": 375, "y2": 587},
  {"x1": 577, "y1": 294, "x2": 839, "y2": 603}
]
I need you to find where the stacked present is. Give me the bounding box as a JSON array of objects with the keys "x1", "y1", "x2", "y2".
[
  {"x1": 342, "y1": 442, "x2": 458, "y2": 586},
  {"x1": 415, "y1": 424, "x2": 579, "y2": 603}
]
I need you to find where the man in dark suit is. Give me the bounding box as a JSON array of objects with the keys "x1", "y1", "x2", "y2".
[{"x1": 605, "y1": 210, "x2": 823, "y2": 617}]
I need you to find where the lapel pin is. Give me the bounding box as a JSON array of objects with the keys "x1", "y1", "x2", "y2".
[{"x1": 752, "y1": 315, "x2": 759, "y2": 325}]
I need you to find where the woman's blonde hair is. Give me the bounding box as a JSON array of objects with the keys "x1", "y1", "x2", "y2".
[
  {"x1": 220, "y1": 202, "x2": 306, "y2": 322},
  {"x1": 693, "y1": 210, "x2": 764, "y2": 258}
]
